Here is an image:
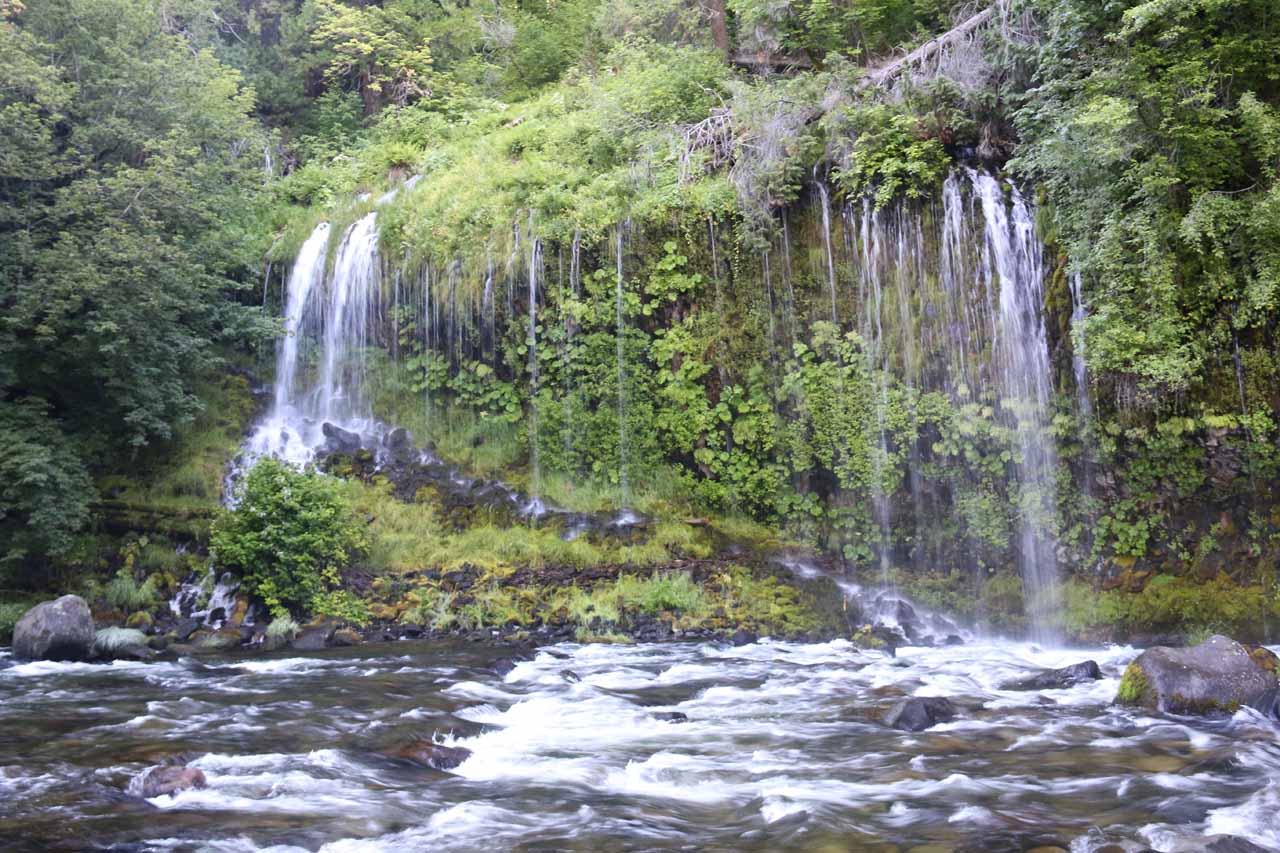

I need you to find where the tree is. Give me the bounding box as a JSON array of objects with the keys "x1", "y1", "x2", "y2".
[{"x1": 0, "y1": 0, "x2": 275, "y2": 569}]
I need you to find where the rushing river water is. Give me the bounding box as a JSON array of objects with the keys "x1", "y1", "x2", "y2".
[{"x1": 1, "y1": 640, "x2": 1278, "y2": 852}]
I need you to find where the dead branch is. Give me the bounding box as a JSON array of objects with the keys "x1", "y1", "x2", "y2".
[{"x1": 861, "y1": 5, "x2": 996, "y2": 91}]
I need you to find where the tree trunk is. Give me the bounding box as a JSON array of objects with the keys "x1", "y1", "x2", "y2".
[{"x1": 704, "y1": 0, "x2": 730, "y2": 58}]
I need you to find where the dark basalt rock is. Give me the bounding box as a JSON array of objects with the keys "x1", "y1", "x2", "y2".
[
  {"x1": 128, "y1": 765, "x2": 207, "y2": 798},
  {"x1": 173, "y1": 618, "x2": 203, "y2": 641},
  {"x1": 389, "y1": 741, "x2": 472, "y2": 770},
  {"x1": 492, "y1": 657, "x2": 518, "y2": 676},
  {"x1": 321, "y1": 422, "x2": 363, "y2": 454},
  {"x1": 384, "y1": 427, "x2": 415, "y2": 460},
  {"x1": 560, "y1": 669, "x2": 582, "y2": 683},
  {"x1": 1004, "y1": 660, "x2": 1103, "y2": 691},
  {"x1": 730, "y1": 628, "x2": 757, "y2": 647},
  {"x1": 883, "y1": 696, "x2": 956, "y2": 732},
  {"x1": 652, "y1": 712, "x2": 688, "y2": 722},
  {"x1": 12, "y1": 596, "x2": 95, "y2": 661},
  {"x1": 1116, "y1": 634, "x2": 1279, "y2": 717}
]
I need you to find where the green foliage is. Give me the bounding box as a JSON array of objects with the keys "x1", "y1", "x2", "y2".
[
  {"x1": 266, "y1": 614, "x2": 300, "y2": 641},
  {"x1": 0, "y1": 601, "x2": 26, "y2": 644},
  {"x1": 831, "y1": 104, "x2": 951, "y2": 207},
  {"x1": 92, "y1": 627, "x2": 149, "y2": 655},
  {"x1": 212, "y1": 459, "x2": 367, "y2": 618},
  {"x1": 0, "y1": 400, "x2": 93, "y2": 567},
  {"x1": 103, "y1": 572, "x2": 159, "y2": 613}
]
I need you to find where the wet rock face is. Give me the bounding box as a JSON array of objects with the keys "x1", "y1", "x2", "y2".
[
  {"x1": 388, "y1": 741, "x2": 471, "y2": 771},
  {"x1": 12, "y1": 595, "x2": 95, "y2": 661},
  {"x1": 321, "y1": 422, "x2": 363, "y2": 454},
  {"x1": 1003, "y1": 660, "x2": 1102, "y2": 691},
  {"x1": 129, "y1": 765, "x2": 207, "y2": 798},
  {"x1": 1115, "y1": 634, "x2": 1279, "y2": 717},
  {"x1": 884, "y1": 697, "x2": 956, "y2": 732}
]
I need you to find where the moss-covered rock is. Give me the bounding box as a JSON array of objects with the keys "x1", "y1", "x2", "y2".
[{"x1": 1115, "y1": 635, "x2": 1279, "y2": 717}]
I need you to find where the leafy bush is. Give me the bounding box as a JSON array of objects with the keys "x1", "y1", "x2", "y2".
[
  {"x1": 104, "y1": 571, "x2": 159, "y2": 612},
  {"x1": 212, "y1": 458, "x2": 368, "y2": 619},
  {"x1": 0, "y1": 602, "x2": 28, "y2": 645},
  {"x1": 265, "y1": 615, "x2": 300, "y2": 641}
]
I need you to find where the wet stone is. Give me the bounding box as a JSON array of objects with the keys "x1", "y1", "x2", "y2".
[
  {"x1": 389, "y1": 741, "x2": 472, "y2": 771},
  {"x1": 128, "y1": 765, "x2": 207, "y2": 799},
  {"x1": 1003, "y1": 660, "x2": 1102, "y2": 690},
  {"x1": 884, "y1": 697, "x2": 956, "y2": 732}
]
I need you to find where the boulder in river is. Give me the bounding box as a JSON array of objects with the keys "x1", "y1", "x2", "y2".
[
  {"x1": 192, "y1": 628, "x2": 242, "y2": 653},
  {"x1": 884, "y1": 696, "x2": 956, "y2": 732},
  {"x1": 1003, "y1": 660, "x2": 1102, "y2": 691},
  {"x1": 12, "y1": 595, "x2": 95, "y2": 661},
  {"x1": 1115, "y1": 634, "x2": 1279, "y2": 717},
  {"x1": 291, "y1": 624, "x2": 335, "y2": 651},
  {"x1": 389, "y1": 740, "x2": 472, "y2": 770},
  {"x1": 128, "y1": 765, "x2": 207, "y2": 798}
]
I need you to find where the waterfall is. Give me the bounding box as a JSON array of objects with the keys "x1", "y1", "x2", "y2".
[
  {"x1": 615, "y1": 226, "x2": 631, "y2": 510},
  {"x1": 242, "y1": 211, "x2": 385, "y2": 471},
  {"x1": 1069, "y1": 271, "x2": 1092, "y2": 420},
  {"x1": 844, "y1": 169, "x2": 1060, "y2": 639},
  {"x1": 816, "y1": 180, "x2": 839, "y2": 324},
  {"x1": 971, "y1": 171, "x2": 1060, "y2": 641},
  {"x1": 319, "y1": 212, "x2": 380, "y2": 425},
  {"x1": 527, "y1": 229, "x2": 542, "y2": 501},
  {"x1": 273, "y1": 222, "x2": 330, "y2": 416}
]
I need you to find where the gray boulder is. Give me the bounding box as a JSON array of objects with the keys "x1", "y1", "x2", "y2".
[
  {"x1": 884, "y1": 696, "x2": 956, "y2": 731},
  {"x1": 12, "y1": 595, "x2": 95, "y2": 661},
  {"x1": 1004, "y1": 660, "x2": 1102, "y2": 691},
  {"x1": 1116, "y1": 634, "x2": 1279, "y2": 717}
]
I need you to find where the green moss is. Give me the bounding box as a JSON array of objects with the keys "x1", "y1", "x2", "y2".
[
  {"x1": 1062, "y1": 574, "x2": 1275, "y2": 642},
  {"x1": 1116, "y1": 663, "x2": 1150, "y2": 705}
]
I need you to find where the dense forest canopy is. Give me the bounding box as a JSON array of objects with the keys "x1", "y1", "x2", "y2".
[{"x1": 1, "y1": 0, "x2": 1278, "y2": 623}]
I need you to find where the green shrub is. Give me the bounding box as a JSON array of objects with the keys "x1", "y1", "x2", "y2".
[
  {"x1": 104, "y1": 571, "x2": 159, "y2": 612},
  {"x1": 93, "y1": 627, "x2": 149, "y2": 655},
  {"x1": 265, "y1": 615, "x2": 299, "y2": 640},
  {"x1": 0, "y1": 602, "x2": 27, "y2": 645},
  {"x1": 212, "y1": 458, "x2": 368, "y2": 619}
]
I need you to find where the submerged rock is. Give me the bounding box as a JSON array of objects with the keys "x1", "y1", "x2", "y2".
[
  {"x1": 1004, "y1": 660, "x2": 1102, "y2": 691},
  {"x1": 12, "y1": 595, "x2": 95, "y2": 661},
  {"x1": 652, "y1": 711, "x2": 688, "y2": 722},
  {"x1": 884, "y1": 696, "x2": 956, "y2": 732},
  {"x1": 389, "y1": 741, "x2": 471, "y2": 770},
  {"x1": 1115, "y1": 634, "x2": 1278, "y2": 717},
  {"x1": 128, "y1": 765, "x2": 207, "y2": 798}
]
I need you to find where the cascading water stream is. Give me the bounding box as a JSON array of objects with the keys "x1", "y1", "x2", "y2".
[
  {"x1": 971, "y1": 171, "x2": 1061, "y2": 642},
  {"x1": 241, "y1": 210, "x2": 385, "y2": 473},
  {"x1": 527, "y1": 228, "x2": 543, "y2": 507},
  {"x1": 615, "y1": 226, "x2": 632, "y2": 513}
]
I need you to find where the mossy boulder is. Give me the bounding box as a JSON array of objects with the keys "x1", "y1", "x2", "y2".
[
  {"x1": 125, "y1": 611, "x2": 154, "y2": 631},
  {"x1": 1115, "y1": 634, "x2": 1279, "y2": 717}
]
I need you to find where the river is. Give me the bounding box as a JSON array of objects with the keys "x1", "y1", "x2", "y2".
[{"x1": 1, "y1": 639, "x2": 1277, "y2": 851}]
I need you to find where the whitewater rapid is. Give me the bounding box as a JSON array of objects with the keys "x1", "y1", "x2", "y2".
[{"x1": 1, "y1": 640, "x2": 1277, "y2": 851}]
